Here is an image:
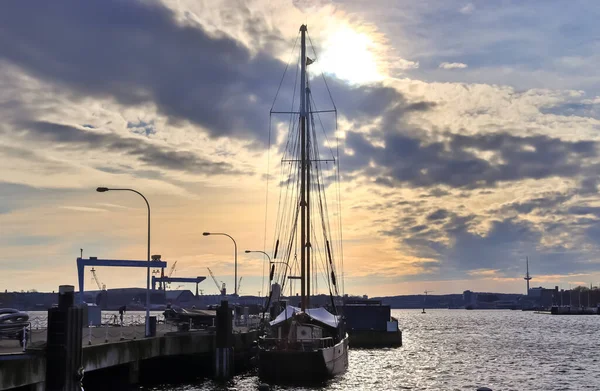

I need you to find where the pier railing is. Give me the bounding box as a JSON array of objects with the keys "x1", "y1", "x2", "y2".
[{"x1": 259, "y1": 336, "x2": 335, "y2": 350}]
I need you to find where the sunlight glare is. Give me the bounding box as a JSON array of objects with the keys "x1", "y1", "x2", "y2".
[{"x1": 314, "y1": 25, "x2": 383, "y2": 84}]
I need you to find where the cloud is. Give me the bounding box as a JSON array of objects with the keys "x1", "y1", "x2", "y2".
[
  {"x1": 396, "y1": 59, "x2": 420, "y2": 70},
  {"x1": 460, "y1": 4, "x2": 475, "y2": 15},
  {"x1": 427, "y1": 209, "x2": 449, "y2": 221},
  {"x1": 0, "y1": 0, "x2": 286, "y2": 143},
  {"x1": 344, "y1": 130, "x2": 597, "y2": 189},
  {"x1": 15, "y1": 121, "x2": 241, "y2": 176},
  {"x1": 439, "y1": 62, "x2": 468, "y2": 69}
]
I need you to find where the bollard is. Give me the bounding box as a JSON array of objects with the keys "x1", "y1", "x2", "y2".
[
  {"x1": 45, "y1": 285, "x2": 83, "y2": 391},
  {"x1": 214, "y1": 300, "x2": 234, "y2": 379},
  {"x1": 21, "y1": 326, "x2": 27, "y2": 352},
  {"x1": 477, "y1": 388, "x2": 493, "y2": 391}
]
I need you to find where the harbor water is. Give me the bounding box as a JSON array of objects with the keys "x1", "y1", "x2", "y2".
[{"x1": 142, "y1": 309, "x2": 600, "y2": 391}]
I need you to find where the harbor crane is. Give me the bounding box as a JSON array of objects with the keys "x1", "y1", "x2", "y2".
[
  {"x1": 238, "y1": 276, "x2": 243, "y2": 295},
  {"x1": 162, "y1": 260, "x2": 178, "y2": 290},
  {"x1": 90, "y1": 267, "x2": 106, "y2": 291},
  {"x1": 423, "y1": 290, "x2": 434, "y2": 313},
  {"x1": 207, "y1": 267, "x2": 226, "y2": 295}
]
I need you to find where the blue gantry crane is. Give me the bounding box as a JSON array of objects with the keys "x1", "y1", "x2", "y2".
[{"x1": 76, "y1": 256, "x2": 167, "y2": 303}]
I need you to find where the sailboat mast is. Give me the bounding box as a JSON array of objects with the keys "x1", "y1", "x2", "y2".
[
  {"x1": 306, "y1": 82, "x2": 311, "y2": 308},
  {"x1": 299, "y1": 24, "x2": 308, "y2": 311}
]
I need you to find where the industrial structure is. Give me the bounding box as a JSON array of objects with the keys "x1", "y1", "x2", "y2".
[
  {"x1": 151, "y1": 276, "x2": 206, "y2": 297},
  {"x1": 76, "y1": 257, "x2": 167, "y2": 303},
  {"x1": 207, "y1": 267, "x2": 227, "y2": 295},
  {"x1": 524, "y1": 256, "x2": 532, "y2": 295}
]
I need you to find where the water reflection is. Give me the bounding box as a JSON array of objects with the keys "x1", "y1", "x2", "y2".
[{"x1": 146, "y1": 309, "x2": 600, "y2": 390}]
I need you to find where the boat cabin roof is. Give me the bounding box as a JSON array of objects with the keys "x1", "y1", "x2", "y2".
[{"x1": 270, "y1": 306, "x2": 341, "y2": 329}]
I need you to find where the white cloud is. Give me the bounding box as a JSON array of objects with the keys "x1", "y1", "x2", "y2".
[
  {"x1": 439, "y1": 62, "x2": 468, "y2": 69},
  {"x1": 460, "y1": 3, "x2": 475, "y2": 14},
  {"x1": 396, "y1": 58, "x2": 420, "y2": 70}
]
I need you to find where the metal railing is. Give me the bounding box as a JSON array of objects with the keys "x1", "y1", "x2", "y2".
[{"x1": 260, "y1": 336, "x2": 335, "y2": 350}]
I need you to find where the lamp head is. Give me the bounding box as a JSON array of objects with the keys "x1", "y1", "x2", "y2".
[
  {"x1": 96, "y1": 187, "x2": 109, "y2": 192},
  {"x1": 245, "y1": 250, "x2": 251, "y2": 253},
  {"x1": 202, "y1": 232, "x2": 211, "y2": 236}
]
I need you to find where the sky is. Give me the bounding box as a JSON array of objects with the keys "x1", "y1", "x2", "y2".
[{"x1": 1, "y1": 0, "x2": 600, "y2": 296}]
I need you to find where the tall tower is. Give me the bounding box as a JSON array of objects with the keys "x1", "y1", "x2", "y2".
[{"x1": 524, "y1": 256, "x2": 532, "y2": 295}]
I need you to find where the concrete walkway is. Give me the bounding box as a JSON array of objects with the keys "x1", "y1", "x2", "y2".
[
  {"x1": 0, "y1": 323, "x2": 254, "y2": 355},
  {"x1": 0, "y1": 323, "x2": 178, "y2": 355}
]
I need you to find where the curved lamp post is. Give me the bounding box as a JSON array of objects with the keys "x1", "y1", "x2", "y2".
[
  {"x1": 97, "y1": 187, "x2": 151, "y2": 337},
  {"x1": 245, "y1": 250, "x2": 294, "y2": 297},
  {"x1": 204, "y1": 232, "x2": 238, "y2": 296}
]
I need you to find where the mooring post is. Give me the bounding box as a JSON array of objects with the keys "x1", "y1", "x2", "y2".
[
  {"x1": 214, "y1": 300, "x2": 234, "y2": 379},
  {"x1": 21, "y1": 325, "x2": 27, "y2": 352},
  {"x1": 128, "y1": 360, "x2": 140, "y2": 385},
  {"x1": 46, "y1": 285, "x2": 84, "y2": 391}
]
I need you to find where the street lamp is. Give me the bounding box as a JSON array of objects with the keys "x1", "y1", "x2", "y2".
[
  {"x1": 204, "y1": 232, "x2": 238, "y2": 296},
  {"x1": 96, "y1": 187, "x2": 152, "y2": 337},
  {"x1": 245, "y1": 250, "x2": 271, "y2": 296},
  {"x1": 245, "y1": 250, "x2": 294, "y2": 296},
  {"x1": 244, "y1": 250, "x2": 292, "y2": 276}
]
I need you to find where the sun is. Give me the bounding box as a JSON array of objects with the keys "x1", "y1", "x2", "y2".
[{"x1": 314, "y1": 25, "x2": 383, "y2": 85}]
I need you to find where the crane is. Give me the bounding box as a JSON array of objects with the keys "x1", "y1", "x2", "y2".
[
  {"x1": 160, "y1": 260, "x2": 178, "y2": 290},
  {"x1": 168, "y1": 260, "x2": 178, "y2": 277},
  {"x1": 90, "y1": 267, "x2": 106, "y2": 291},
  {"x1": 207, "y1": 267, "x2": 226, "y2": 295},
  {"x1": 237, "y1": 277, "x2": 243, "y2": 295}
]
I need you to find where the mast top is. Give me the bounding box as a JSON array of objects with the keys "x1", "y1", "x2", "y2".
[{"x1": 300, "y1": 24, "x2": 307, "y2": 32}]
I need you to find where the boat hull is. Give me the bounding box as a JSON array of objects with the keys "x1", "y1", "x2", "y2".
[
  {"x1": 348, "y1": 329, "x2": 402, "y2": 348},
  {"x1": 258, "y1": 335, "x2": 349, "y2": 382}
]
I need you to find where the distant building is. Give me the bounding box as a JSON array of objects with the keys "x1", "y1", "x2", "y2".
[
  {"x1": 463, "y1": 290, "x2": 476, "y2": 308},
  {"x1": 165, "y1": 290, "x2": 196, "y2": 306},
  {"x1": 528, "y1": 286, "x2": 557, "y2": 307}
]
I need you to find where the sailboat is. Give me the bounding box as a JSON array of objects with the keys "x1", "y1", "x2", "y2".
[{"x1": 257, "y1": 24, "x2": 349, "y2": 382}]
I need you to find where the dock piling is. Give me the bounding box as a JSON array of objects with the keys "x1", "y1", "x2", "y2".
[
  {"x1": 214, "y1": 300, "x2": 234, "y2": 379},
  {"x1": 46, "y1": 285, "x2": 84, "y2": 391},
  {"x1": 128, "y1": 361, "x2": 140, "y2": 385}
]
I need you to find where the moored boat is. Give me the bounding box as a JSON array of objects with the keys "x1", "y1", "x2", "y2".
[
  {"x1": 257, "y1": 23, "x2": 349, "y2": 382},
  {"x1": 342, "y1": 299, "x2": 402, "y2": 348},
  {"x1": 259, "y1": 306, "x2": 348, "y2": 381}
]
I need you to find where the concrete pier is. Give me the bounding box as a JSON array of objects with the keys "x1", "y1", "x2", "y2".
[
  {"x1": 0, "y1": 288, "x2": 258, "y2": 391},
  {"x1": 0, "y1": 325, "x2": 257, "y2": 390}
]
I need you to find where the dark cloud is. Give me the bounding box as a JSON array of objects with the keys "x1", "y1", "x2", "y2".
[
  {"x1": 127, "y1": 120, "x2": 156, "y2": 136},
  {"x1": 344, "y1": 130, "x2": 597, "y2": 189},
  {"x1": 382, "y1": 199, "x2": 600, "y2": 278},
  {"x1": 0, "y1": 0, "x2": 285, "y2": 142},
  {"x1": 568, "y1": 205, "x2": 600, "y2": 217},
  {"x1": 18, "y1": 121, "x2": 241, "y2": 175},
  {"x1": 0, "y1": 0, "x2": 437, "y2": 155},
  {"x1": 501, "y1": 192, "x2": 573, "y2": 215},
  {"x1": 427, "y1": 209, "x2": 449, "y2": 221}
]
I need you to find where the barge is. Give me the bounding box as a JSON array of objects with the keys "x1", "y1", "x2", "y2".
[{"x1": 342, "y1": 299, "x2": 402, "y2": 348}]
